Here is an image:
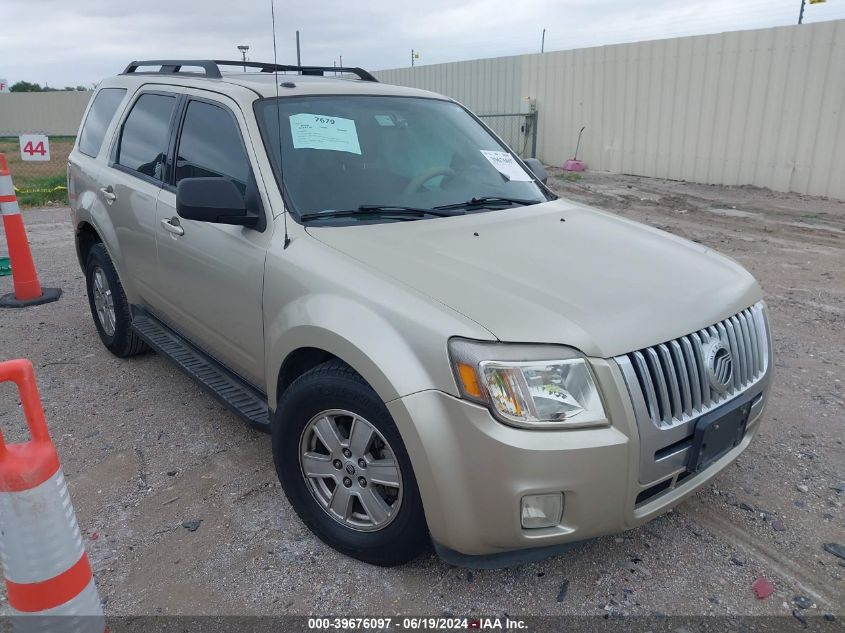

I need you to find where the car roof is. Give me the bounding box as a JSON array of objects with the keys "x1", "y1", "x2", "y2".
[{"x1": 97, "y1": 70, "x2": 448, "y2": 102}]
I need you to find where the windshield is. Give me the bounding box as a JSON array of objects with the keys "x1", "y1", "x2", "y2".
[{"x1": 254, "y1": 95, "x2": 550, "y2": 222}]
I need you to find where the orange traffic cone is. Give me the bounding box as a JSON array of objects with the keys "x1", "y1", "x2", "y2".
[
  {"x1": 0, "y1": 359, "x2": 105, "y2": 630},
  {"x1": 0, "y1": 154, "x2": 61, "y2": 307}
]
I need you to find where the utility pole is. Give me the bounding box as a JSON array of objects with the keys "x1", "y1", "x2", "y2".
[
  {"x1": 411, "y1": 49, "x2": 415, "y2": 67},
  {"x1": 800, "y1": 0, "x2": 826, "y2": 24},
  {"x1": 296, "y1": 31, "x2": 301, "y2": 66},
  {"x1": 541, "y1": 28, "x2": 546, "y2": 53},
  {"x1": 237, "y1": 45, "x2": 249, "y2": 71}
]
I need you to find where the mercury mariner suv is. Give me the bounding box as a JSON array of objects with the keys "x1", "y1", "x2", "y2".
[{"x1": 68, "y1": 59, "x2": 772, "y2": 567}]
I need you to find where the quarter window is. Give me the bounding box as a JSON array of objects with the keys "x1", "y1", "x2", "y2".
[
  {"x1": 78, "y1": 88, "x2": 126, "y2": 157},
  {"x1": 175, "y1": 100, "x2": 249, "y2": 193},
  {"x1": 117, "y1": 93, "x2": 177, "y2": 180}
]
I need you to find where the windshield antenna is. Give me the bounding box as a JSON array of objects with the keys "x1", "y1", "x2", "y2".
[{"x1": 271, "y1": 0, "x2": 290, "y2": 248}]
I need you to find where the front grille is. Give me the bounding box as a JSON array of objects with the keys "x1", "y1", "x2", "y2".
[{"x1": 621, "y1": 303, "x2": 769, "y2": 428}]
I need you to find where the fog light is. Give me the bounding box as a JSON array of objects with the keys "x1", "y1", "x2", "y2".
[{"x1": 520, "y1": 493, "x2": 563, "y2": 529}]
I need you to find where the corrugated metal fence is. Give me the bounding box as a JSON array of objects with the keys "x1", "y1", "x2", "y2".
[
  {"x1": 0, "y1": 91, "x2": 92, "y2": 136},
  {"x1": 376, "y1": 20, "x2": 845, "y2": 200}
]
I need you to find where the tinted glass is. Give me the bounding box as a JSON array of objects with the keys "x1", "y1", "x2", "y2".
[
  {"x1": 117, "y1": 93, "x2": 176, "y2": 180},
  {"x1": 78, "y1": 88, "x2": 126, "y2": 157},
  {"x1": 255, "y1": 96, "x2": 547, "y2": 221},
  {"x1": 176, "y1": 101, "x2": 249, "y2": 192}
]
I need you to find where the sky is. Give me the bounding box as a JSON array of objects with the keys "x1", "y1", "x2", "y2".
[{"x1": 1, "y1": 0, "x2": 844, "y2": 87}]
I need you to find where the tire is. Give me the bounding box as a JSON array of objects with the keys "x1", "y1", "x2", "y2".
[
  {"x1": 85, "y1": 243, "x2": 149, "y2": 358},
  {"x1": 273, "y1": 360, "x2": 428, "y2": 566}
]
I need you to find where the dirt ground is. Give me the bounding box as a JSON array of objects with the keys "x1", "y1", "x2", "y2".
[{"x1": 0, "y1": 170, "x2": 843, "y2": 621}]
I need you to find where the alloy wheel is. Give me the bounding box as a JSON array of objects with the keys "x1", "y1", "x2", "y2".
[{"x1": 299, "y1": 409, "x2": 403, "y2": 532}]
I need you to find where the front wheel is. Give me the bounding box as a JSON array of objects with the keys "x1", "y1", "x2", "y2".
[{"x1": 273, "y1": 360, "x2": 428, "y2": 566}]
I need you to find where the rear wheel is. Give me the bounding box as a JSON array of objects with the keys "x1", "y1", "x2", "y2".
[
  {"x1": 273, "y1": 360, "x2": 428, "y2": 565},
  {"x1": 85, "y1": 243, "x2": 148, "y2": 357}
]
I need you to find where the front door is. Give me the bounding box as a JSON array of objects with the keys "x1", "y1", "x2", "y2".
[{"x1": 153, "y1": 95, "x2": 268, "y2": 387}]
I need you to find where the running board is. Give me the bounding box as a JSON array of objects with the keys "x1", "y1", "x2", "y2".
[{"x1": 131, "y1": 310, "x2": 270, "y2": 431}]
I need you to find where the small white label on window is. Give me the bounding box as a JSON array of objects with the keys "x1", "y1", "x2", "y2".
[
  {"x1": 480, "y1": 150, "x2": 532, "y2": 181},
  {"x1": 289, "y1": 113, "x2": 361, "y2": 154},
  {"x1": 374, "y1": 115, "x2": 395, "y2": 127}
]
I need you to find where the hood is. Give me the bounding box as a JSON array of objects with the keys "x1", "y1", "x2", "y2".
[{"x1": 305, "y1": 199, "x2": 762, "y2": 358}]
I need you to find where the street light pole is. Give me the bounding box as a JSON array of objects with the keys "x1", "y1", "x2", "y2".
[
  {"x1": 798, "y1": 0, "x2": 806, "y2": 24},
  {"x1": 541, "y1": 28, "x2": 546, "y2": 53},
  {"x1": 237, "y1": 45, "x2": 250, "y2": 71}
]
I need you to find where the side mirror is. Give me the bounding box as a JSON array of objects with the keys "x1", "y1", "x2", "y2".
[
  {"x1": 176, "y1": 177, "x2": 257, "y2": 227},
  {"x1": 523, "y1": 158, "x2": 548, "y2": 185}
]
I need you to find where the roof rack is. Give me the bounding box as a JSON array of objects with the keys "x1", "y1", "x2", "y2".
[{"x1": 121, "y1": 60, "x2": 378, "y2": 82}]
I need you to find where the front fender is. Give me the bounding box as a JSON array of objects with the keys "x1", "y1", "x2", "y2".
[{"x1": 266, "y1": 293, "x2": 451, "y2": 406}]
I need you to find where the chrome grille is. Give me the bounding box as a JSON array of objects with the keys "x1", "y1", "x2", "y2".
[{"x1": 621, "y1": 303, "x2": 769, "y2": 428}]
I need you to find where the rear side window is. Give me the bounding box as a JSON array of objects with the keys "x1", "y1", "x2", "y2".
[
  {"x1": 78, "y1": 88, "x2": 126, "y2": 157},
  {"x1": 116, "y1": 93, "x2": 177, "y2": 180},
  {"x1": 175, "y1": 100, "x2": 249, "y2": 192}
]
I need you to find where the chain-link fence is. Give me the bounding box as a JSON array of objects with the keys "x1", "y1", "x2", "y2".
[
  {"x1": 477, "y1": 111, "x2": 538, "y2": 159},
  {"x1": 0, "y1": 135, "x2": 73, "y2": 207}
]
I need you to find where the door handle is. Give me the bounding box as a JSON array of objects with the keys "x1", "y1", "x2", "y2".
[
  {"x1": 100, "y1": 186, "x2": 116, "y2": 204},
  {"x1": 160, "y1": 217, "x2": 185, "y2": 237}
]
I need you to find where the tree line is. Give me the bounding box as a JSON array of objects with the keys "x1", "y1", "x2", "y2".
[{"x1": 8, "y1": 81, "x2": 90, "y2": 92}]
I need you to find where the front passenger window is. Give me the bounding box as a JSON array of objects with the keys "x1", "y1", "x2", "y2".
[
  {"x1": 117, "y1": 93, "x2": 176, "y2": 180},
  {"x1": 176, "y1": 100, "x2": 250, "y2": 194}
]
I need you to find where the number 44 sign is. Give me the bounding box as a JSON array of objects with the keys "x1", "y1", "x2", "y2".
[{"x1": 19, "y1": 134, "x2": 51, "y2": 162}]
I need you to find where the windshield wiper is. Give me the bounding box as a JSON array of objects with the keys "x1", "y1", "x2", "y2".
[
  {"x1": 432, "y1": 196, "x2": 543, "y2": 211},
  {"x1": 300, "y1": 205, "x2": 464, "y2": 222}
]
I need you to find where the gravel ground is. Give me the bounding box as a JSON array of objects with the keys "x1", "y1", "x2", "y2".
[{"x1": 0, "y1": 171, "x2": 843, "y2": 620}]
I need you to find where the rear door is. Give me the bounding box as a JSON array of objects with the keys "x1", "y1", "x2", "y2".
[
  {"x1": 153, "y1": 93, "x2": 269, "y2": 387},
  {"x1": 98, "y1": 90, "x2": 180, "y2": 305}
]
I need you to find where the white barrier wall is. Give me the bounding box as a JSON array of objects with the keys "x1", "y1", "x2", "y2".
[
  {"x1": 376, "y1": 20, "x2": 845, "y2": 200},
  {"x1": 0, "y1": 91, "x2": 92, "y2": 136}
]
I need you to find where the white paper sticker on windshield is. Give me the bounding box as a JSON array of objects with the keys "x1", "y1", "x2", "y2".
[
  {"x1": 289, "y1": 113, "x2": 361, "y2": 154},
  {"x1": 374, "y1": 114, "x2": 395, "y2": 127},
  {"x1": 480, "y1": 150, "x2": 532, "y2": 181}
]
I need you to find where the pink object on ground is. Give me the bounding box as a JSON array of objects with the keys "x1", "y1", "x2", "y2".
[
  {"x1": 751, "y1": 577, "x2": 775, "y2": 599},
  {"x1": 563, "y1": 159, "x2": 586, "y2": 172}
]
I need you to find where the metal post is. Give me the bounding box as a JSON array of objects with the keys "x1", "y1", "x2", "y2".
[
  {"x1": 237, "y1": 45, "x2": 249, "y2": 71},
  {"x1": 530, "y1": 110, "x2": 538, "y2": 158},
  {"x1": 411, "y1": 49, "x2": 415, "y2": 67},
  {"x1": 798, "y1": 0, "x2": 806, "y2": 23},
  {"x1": 296, "y1": 30, "x2": 301, "y2": 66},
  {"x1": 541, "y1": 29, "x2": 546, "y2": 53}
]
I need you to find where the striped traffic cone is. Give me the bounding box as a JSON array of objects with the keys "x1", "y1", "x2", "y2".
[
  {"x1": 0, "y1": 359, "x2": 105, "y2": 631},
  {"x1": 0, "y1": 153, "x2": 61, "y2": 308}
]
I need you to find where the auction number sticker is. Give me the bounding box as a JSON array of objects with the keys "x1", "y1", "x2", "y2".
[
  {"x1": 19, "y1": 134, "x2": 51, "y2": 162},
  {"x1": 290, "y1": 113, "x2": 361, "y2": 154}
]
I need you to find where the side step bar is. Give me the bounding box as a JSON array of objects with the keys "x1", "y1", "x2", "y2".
[{"x1": 131, "y1": 309, "x2": 270, "y2": 431}]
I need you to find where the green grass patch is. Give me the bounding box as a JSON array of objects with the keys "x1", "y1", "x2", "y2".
[{"x1": 15, "y1": 174, "x2": 68, "y2": 207}]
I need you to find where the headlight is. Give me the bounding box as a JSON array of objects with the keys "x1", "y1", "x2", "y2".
[{"x1": 448, "y1": 338, "x2": 607, "y2": 429}]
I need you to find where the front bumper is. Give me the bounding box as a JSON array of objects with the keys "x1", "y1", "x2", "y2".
[{"x1": 386, "y1": 357, "x2": 771, "y2": 564}]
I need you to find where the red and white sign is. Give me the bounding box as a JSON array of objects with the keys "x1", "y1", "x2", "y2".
[
  {"x1": 19, "y1": 134, "x2": 51, "y2": 162},
  {"x1": 0, "y1": 79, "x2": 9, "y2": 93}
]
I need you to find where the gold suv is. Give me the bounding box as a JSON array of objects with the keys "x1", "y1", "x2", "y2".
[{"x1": 68, "y1": 59, "x2": 772, "y2": 567}]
